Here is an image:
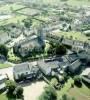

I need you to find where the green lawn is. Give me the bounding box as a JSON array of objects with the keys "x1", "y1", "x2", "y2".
[
  {"x1": 57, "y1": 78, "x2": 74, "y2": 100},
  {"x1": 57, "y1": 78, "x2": 90, "y2": 100},
  {"x1": 8, "y1": 48, "x2": 21, "y2": 62},
  {"x1": 67, "y1": 84, "x2": 90, "y2": 100},
  {"x1": 0, "y1": 94, "x2": 8, "y2": 100},
  {"x1": 0, "y1": 63, "x2": 11, "y2": 69}
]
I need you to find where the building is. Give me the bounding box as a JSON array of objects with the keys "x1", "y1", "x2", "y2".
[
  {"x1": 0, "y1": 31, "x2": 11, "y2": 44},
  {"x1": 68, "y1": 59, "x2": 81, "y2": 74},
  {"x1": 13, "y1": 62, "x2": 39, "y2": 81},
  {"x1": 14, "y1": 34, "x2": 45, "y2": 57},
  {"x1": 81, "y1": 68, "x2": 90, "y2": 84},
  {"x1": 0, "y1": 74, "x2": 7, "y2": 90},
  {"x1": 37, "y1": 60, "x2": 60, "y2": 76}
]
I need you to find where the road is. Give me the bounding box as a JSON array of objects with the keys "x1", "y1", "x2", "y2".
[{"x1": 0, "y1": 67, "x2": 13, "y2": 80}]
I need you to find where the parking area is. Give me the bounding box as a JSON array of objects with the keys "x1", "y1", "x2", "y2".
[
  {"x1": 23, "y1": 81, "x2": 47, "y2": 100},
  {"x1": 0, "y1": 67, "x2": 47, "y2": 100}
]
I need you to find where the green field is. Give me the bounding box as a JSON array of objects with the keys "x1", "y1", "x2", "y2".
[
  {"x1": 0, "y1": 3, "x2": 27, "y2": 25},
  {"x1": 55, "y1": 31, "x2": 89, "y2": 42}
]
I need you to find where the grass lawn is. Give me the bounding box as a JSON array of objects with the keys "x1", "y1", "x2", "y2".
[
  {"x1": 0, "y1": 94, "x2": 8, "y2": 100},
  {"x1": 67, "y1": 84, "x2": 90, "y2": 100},
  {"x1": 8, "y1": 48, "x2": 21, "y2": 62},
  {"x1": 0, "y1": 63, "x2": 11, "y2": 69},
  {"x1": 57, "y1": 78, "x2": 74, "y2": 100}
]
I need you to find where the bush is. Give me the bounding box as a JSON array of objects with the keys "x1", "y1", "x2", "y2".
[
  {"x1": 39, "y1": 86, "x2": 57, "y2": 100},
  {"x1": 74, "y1": 76, "x2": 82, "y2": 87},
  {"x1": 6, "y1": 80, "x2": 16, "y2": 95},
  {"x1": 0, "y1": 44, "x2": 8, "y2": 57},
  {"x1": 13, "y1": 86, "x2": 23, "y2": 98}
]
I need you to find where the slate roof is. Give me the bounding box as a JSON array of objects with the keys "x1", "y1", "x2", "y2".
[
  {"x1": 13, "y1": 62, "x2": 39, "y2": 74},
  {"x1": 37, "y1": 60, "x2": 60, "y2": 75}
]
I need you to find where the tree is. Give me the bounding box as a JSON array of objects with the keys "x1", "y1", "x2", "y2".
[
  {"x1": 23, "y1": 18, "x2": 32, "y2": 28},
  {"x1": 13, "y1": 86, "x2": 23, "y2": 98},
  {"x1": 74, "y1": 76, "x2": 82, "y2": 87},
  {"x1": 6, "y1": 80, "x2": 16, "y2": 94},
  {"x1": 0, "y1": 44, "x2": 8, "y2": 57},
  {"x1": 56, "y1": 44, "x2": 67, "y2": 55},
  {"x1": 39, "y1": 86, "x2": 57, "y2": 100}
]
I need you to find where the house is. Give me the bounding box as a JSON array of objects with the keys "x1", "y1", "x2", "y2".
[
  {"x1": 14, "y1": 34, "x2": 45, "y2": 57},
  {"x1": 68, "y1": 59, "x2": 81, "y2": 74},
  {"x1": 62, "y1": 39, "x2": 74, "y2": 46},
  {"x1": 0, "y1": 74, "x2": 7, "y2": 90},
  {"x1": 37, "y1": 60, "x2": 60, "y2": 76},
  {"x1": 13, "y1": 62, "x2": 39, "y2": 82},
  {"x1": 6, "y1": 23, "x2": 22, "y2": 38},
  {"x1": 78, "y1": 50, "x2": 90, "y2": 63},
  {"x1": 0, "y1": 54, "x2": 6, "y2": 63},
  {"x1": 81, "y1": 68, "x2": 90, "y2": 84},
  {"x1": 0, "y1": 31, "x2": 11, "y2": 44}
]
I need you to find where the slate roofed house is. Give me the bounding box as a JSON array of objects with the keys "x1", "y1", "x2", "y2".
[
  {"x1": 14, "y1": 34, "x2": 45, "y2": 57},
  {"x1": 65, "y1": 53, "x2": 78, "y2": 63},
  {"x1": 78, "y1": 49, "x2": 90, "y2": 63},
  {"x1": 0, "y1": 31, "x2": 11, "y2": 44},
  {"x1": 68, "y1": 59, "x2": 81, "y2": 74},
  {"x1": 13, "y1": 62, "x2": 39, "y2": 82},
  {"x1": 62, "y1": 38, "x2": 74, "y2": 46},
  {"x1": 37, "y1": 60, "x2": 60, "y2": 76}
]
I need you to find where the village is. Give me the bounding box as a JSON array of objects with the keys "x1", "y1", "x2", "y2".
[{"x1": 0, "y1": 0, "x2": 90, "y2": 100}]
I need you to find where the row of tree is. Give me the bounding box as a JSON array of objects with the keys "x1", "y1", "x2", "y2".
[{"x1": 6, "y1": 80, "x2": 23, "y2": 99}]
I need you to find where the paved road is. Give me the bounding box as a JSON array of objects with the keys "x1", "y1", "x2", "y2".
[{"x1": 0, "y1": 67, "x2": 13, "y2": 80}]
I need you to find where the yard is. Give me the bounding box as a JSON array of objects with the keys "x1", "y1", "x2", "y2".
[
  {"x1": 0, "y1": 94, "x2": 8, "y2": 100},
  {"x1": 57, "y1": 78, "x2": 90, "y2": 100},
  {"x1": 67, "y1": 84, "x2": 90, "y2": 100}
]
